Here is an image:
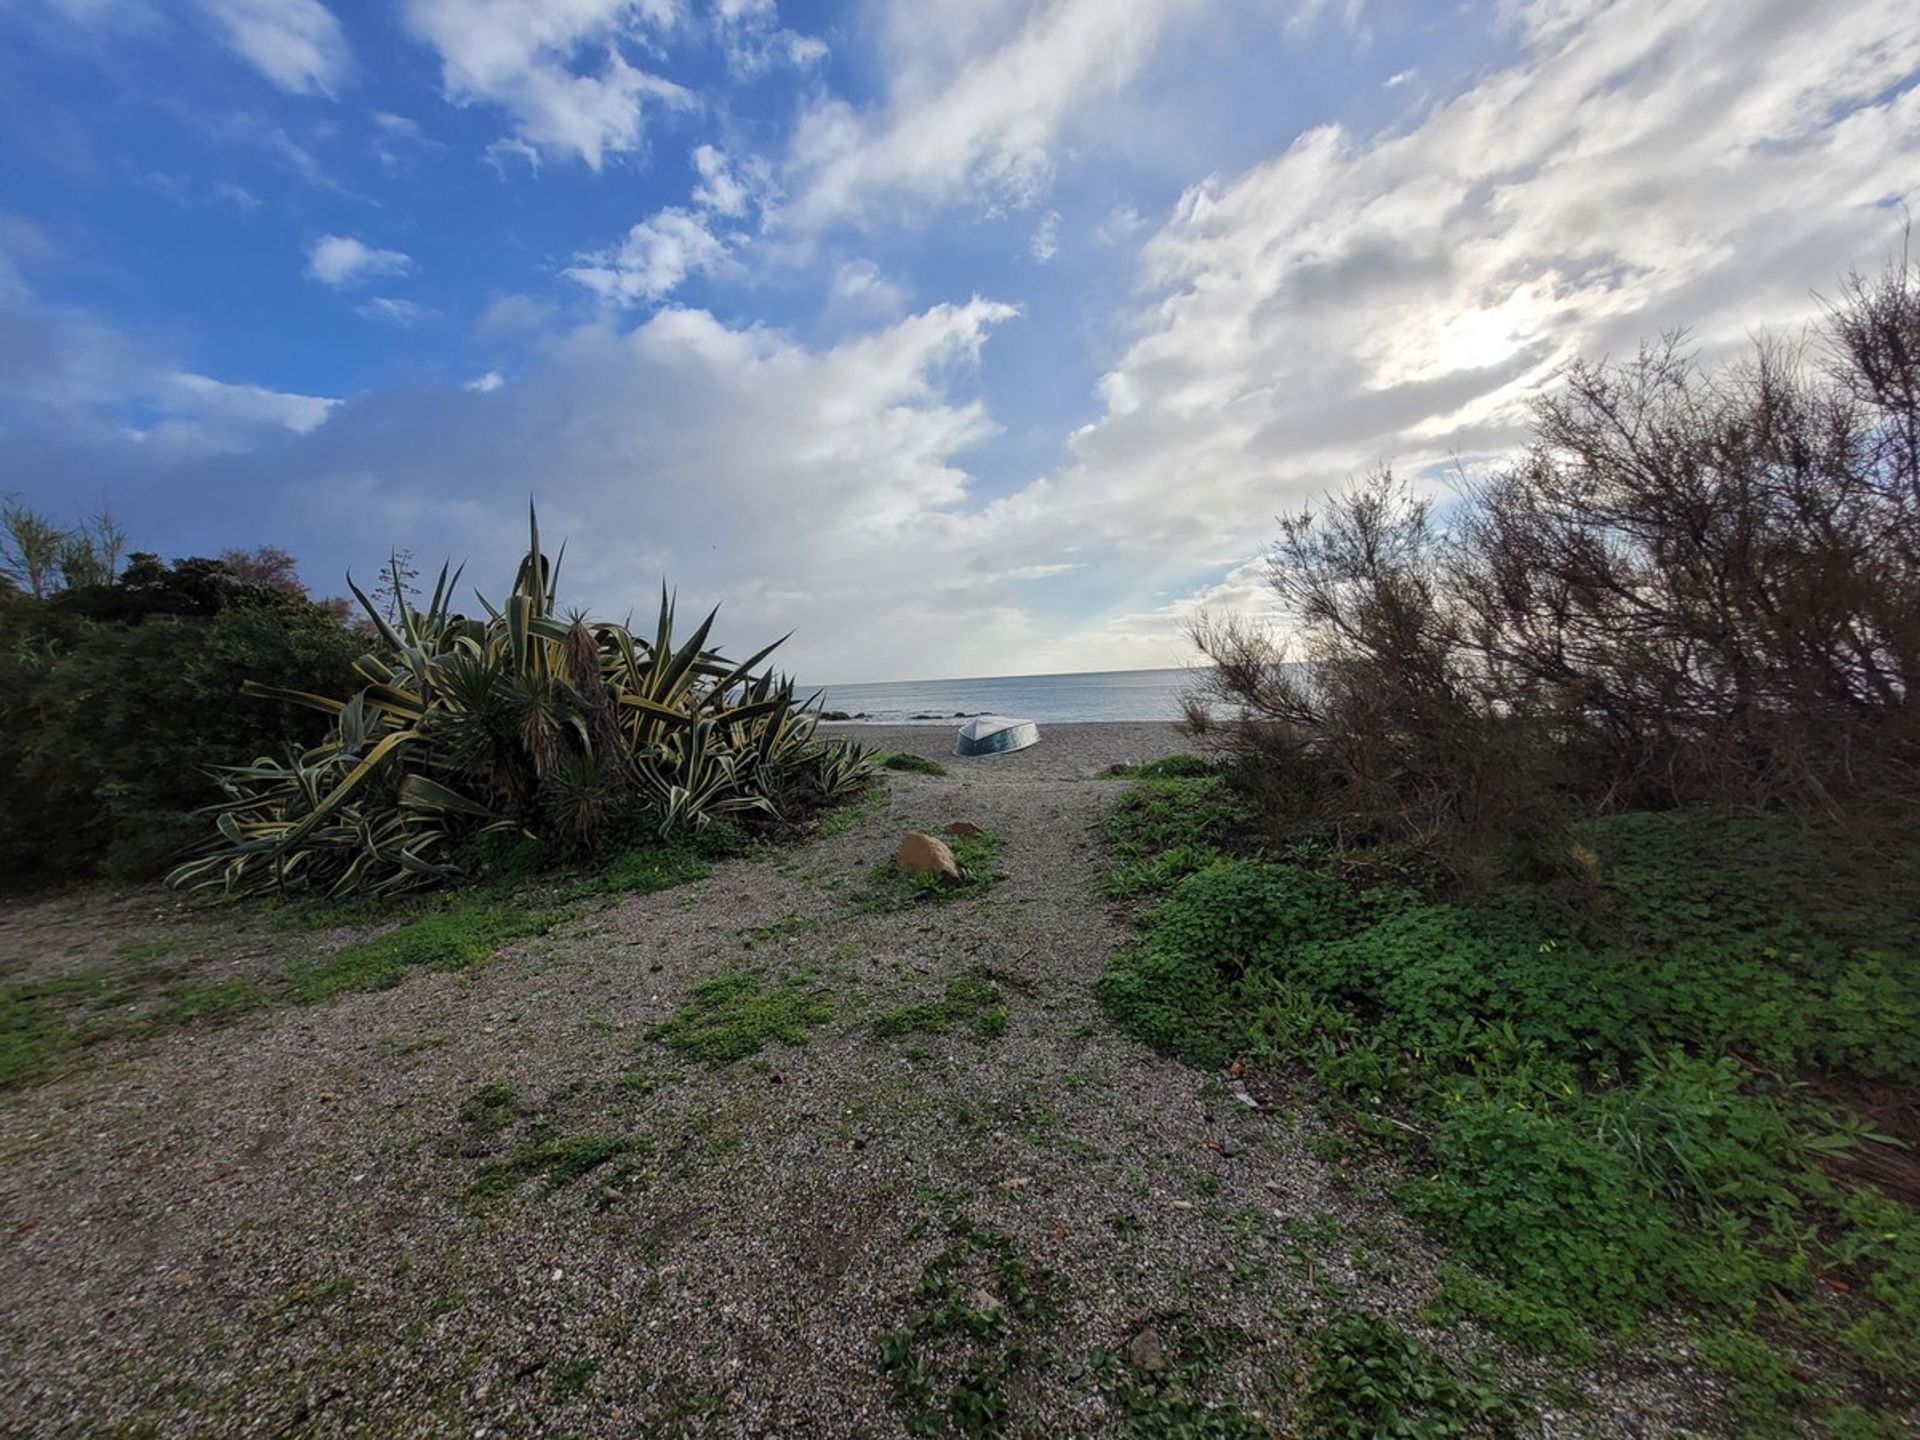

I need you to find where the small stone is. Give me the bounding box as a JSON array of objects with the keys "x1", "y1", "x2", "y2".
[
  {"x1": 968, "y1": 1288, "x2": 1002, "y2": 1315},
  {"x1": 1126, "y1": 1327, "x2": 1169, "y2": 1374},
  {"x1": 895, "y1": 831, "x2": 961, "y2": 881},
  {"x1": 945, "y1": 820, "x2": 985, "y2": 838}
]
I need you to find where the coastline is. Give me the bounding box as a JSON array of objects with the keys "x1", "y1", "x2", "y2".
[{"x1": 819, "y1": 718, "x2": 1189, "y2": 779}]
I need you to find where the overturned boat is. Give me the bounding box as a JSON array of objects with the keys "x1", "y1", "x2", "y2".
[{"x1": 953, "y1": 714, "x2": 1041, "y2": 757}]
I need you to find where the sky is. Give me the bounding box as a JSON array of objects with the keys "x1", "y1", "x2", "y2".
[{"x1": 1, "y1": 0, "x2": 1917, "y2": 683}]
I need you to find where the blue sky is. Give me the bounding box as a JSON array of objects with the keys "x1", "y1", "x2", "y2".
[{"x1": 2, "y1": 0, "x2": 1917, "y2": 682}]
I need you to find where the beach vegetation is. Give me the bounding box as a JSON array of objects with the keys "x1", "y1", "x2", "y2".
[
  {"x1": 872, "y1": 975, "x2": 1008, "y2": 1040},
  {"x1": 164, "y1": 505, "x2": 874, "y2": 898},
  {"x1": 648, "y1": 968, "x2": 833, "y2": 1063},
  {"x1": 879, "y1": 752, "x2": 950, "y2": 776},
  {"x1": 1, "y1": 526, "x2": 362, "y2": 884},
  {"x1": 1186, "y1": 253, "x2": 1920, "y2": 882},
  {"x1": 860, "y1": 825, "x2": 1005, "y2": 910}
]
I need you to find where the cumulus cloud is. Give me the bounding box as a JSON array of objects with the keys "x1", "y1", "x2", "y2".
[
  {"x1": 564, "y1": 207, "x2": 732, "y2": 304},
  {"x1": 307, "y1": 234, "x2": 412, "y2": 287},
  {"x1": 401, "y1": 0, "x2": 692, "y2": 169},
  {"x1": 195, "y1": 0, "x2": 349, "y2": 96},
  {"x1": 690, "y1": 143, "x2": 769, "y2": 218},
  {"x1": 0, "y1": 297, "x2": 1021, "y2": 678},
  {"x1": 780, "y1": 0, "x2": 1198, "y2": 228},
  {"x1": 162, "y1": 371, "x2": 335, "y2": 436},
  {"x1": 826, "y1": 258, "x2": 908, "y2": 322}
]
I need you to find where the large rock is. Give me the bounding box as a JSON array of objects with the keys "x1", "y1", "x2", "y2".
[{"x1": 896, "y1": 831, "x2": 961, "y2": 882}]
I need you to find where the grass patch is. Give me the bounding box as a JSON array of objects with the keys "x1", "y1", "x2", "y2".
[
  {"x1": 873, "y1": 976, "x2": 1008, "y2": 1040},
  {"x1": 0, "y1": 977, "x2": 86, "y2": 1086},
  {"x1": 149, "y1": 977, "x2": 265, "y2": 1027},
  {"x1": 288, "y1": 902, "x2": 562, "y2": 1003},
  {"x1": 648, "y1": 968, "x2": 833, "y2": 1063},
  {"x1": 879, "y1": 752, "x2": 950, "y2": 777},
  {"x1": 458, "y1": 1080, "x2": 518, "y2": 1137},
  {"x1": 470, "y1": 1134, "x2": 638, "y2": 1197},
  {"x1": 859, "y1": 826, "x2": 1005, "y2": 912},
  {"x1": 876, "y1": 1209, "x2": 1060, "y2": 1437},
  {"x1": 1096, "y1": 790, "x2": 1920, "y2": 1433}
]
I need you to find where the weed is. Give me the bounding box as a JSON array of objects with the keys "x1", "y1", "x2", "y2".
[
  {"x1": 880, "y1": 753, "x2": 951, "y2": 777},
  {"x1": 1096, "y1": 781, "x2": 1920, "y2": 1430},
  {"x1": 876, "y1": 1211, "x2": 1059, "y2": 1438},
  {"x1": 289, "y1": 903, "x2": 560, "y2": 1002},
  {"x1": 1105, "y1": 755, "x2": 1219, "y2": 781},
  {"x1": 648, "y1": 969, "x2": 832, "y2": 1063},
  {"x1": 1302, "y1": 1312, "x2": 1517, "y2": 1439},
  {"x1": 471, "y1": 1135, "x2": 638, "y2": 1197},
  {"x1": 0, "y1": 976, "x2": 88, "y2": 1085},
  {"x1": 458, "y1": 1081, "x2": 517, "y2": 1136},
  {"x1": 1091, "y1": 1312, "x2": 1269, "y2": 1439},
  {"x1": 552, "y1": 1355, "x2": 599, "y2": 1397},
  {"x1": 873, "y1": 977, "x2": 1008, "y2": 1041}
]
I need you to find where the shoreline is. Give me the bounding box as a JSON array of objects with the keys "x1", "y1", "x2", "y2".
[{"x1": 819, "y1": 718, "x2": 1189, "y2": 779}]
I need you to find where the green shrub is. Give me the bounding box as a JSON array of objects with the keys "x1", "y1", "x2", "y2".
[
  {"x1": 1302, "y1": 1312, "x2": 1517, "y2": 1438},
  {"x1": 0, "y1": 579, "x2": 360, "y2": 883},
  {"x1": 167, "y1": 510, "x2": 875, "y2": 899},
  {"x1": 1096, "y1": 785, "x2": 1920, "y2": 1430},
  {"x1": 1107, "y1": 754, "x2": 1217, "y2": 780}
]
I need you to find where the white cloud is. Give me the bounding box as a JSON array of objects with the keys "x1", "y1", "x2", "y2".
[
  {"x1": 356, "y1": 296, "x2": 436, "y2": 326},
  {"x1": 781, "y1": 0, "x2": 1198, "y2": 229},
  {"x1": 825, "y1": 258, "x2": 908, "y2": 323},
  {"x1": 466, "y1": 370, "x2": 504, "y2": 393},
  {"x1": 564, "y1": 207, "x2": 732, "y2": 304},
  {"x1": 1018, "y1": 0, "x2": 1920, "y2": 604},
  {"x1": 711, "y1": 0, "x2": 826, "y2": 78},
  {"x1": 690, "y1": 143, "x2": 766, "y2": 218},
  {"x1": 164, "y1": 371, "x2": 335, "y2": 435},
  {"x1": 401, "y1": 0, "x2": 692, "y2": 169},
  {"x1": 1029, "y1": 210, "x2": 1059, "y2": 262},
  {"x1": 307, "y1": 234, "x2": 412, "y2": 287},
  {"x1": 195, "y1": 0, "x2": 350, "y2": 96}
]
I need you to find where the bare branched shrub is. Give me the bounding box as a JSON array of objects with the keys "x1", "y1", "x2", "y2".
[{"x1": 1194, "y1": 249, "x2": 1920, "y2": 873}]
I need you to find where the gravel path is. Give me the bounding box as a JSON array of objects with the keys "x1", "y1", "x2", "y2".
[{"x1": 0, "y1": 723, "x2": 1709, "y2": 1437}]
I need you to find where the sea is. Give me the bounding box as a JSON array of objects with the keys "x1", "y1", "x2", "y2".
[{"x1": 805, "y1": 666, "x2": 1202, "y2": 724}]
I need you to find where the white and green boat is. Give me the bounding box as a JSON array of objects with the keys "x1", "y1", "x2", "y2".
[{"x1": 953, "y1": 714, "x2": 1041, "y2": 757}]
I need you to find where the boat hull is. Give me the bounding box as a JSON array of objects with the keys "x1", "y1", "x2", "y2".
[{"x1": 953, "y1": 718, "x2": 1041, "y2": 757}]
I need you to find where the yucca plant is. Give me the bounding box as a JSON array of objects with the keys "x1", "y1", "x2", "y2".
[{"x1": 169, "y1": 507, "x2": 873, "y2": 897}]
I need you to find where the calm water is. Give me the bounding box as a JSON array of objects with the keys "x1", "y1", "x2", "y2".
[{"x1": 806, "y1": 666, "x2": 1203, "y2": 724}]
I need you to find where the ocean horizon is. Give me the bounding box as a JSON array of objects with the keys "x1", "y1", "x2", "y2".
[{"x1": 804, "y1": 665, "x2": 1206, "y2": 724}]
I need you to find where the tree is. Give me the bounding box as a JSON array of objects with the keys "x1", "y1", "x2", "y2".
[
  {"x1": 218, "y1": 544, "x2": 305, "y2": 593},
  {"x1": 1, "y1": 499, "x2": 67, "y2": 599},
  {"x1": 1191, "y1": 247, "x2": 1920, "y2": 868}
]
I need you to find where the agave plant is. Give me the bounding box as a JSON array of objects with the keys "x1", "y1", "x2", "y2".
[{"x1": 169, "y1": 507, "x2": 873, "y2": 897}]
